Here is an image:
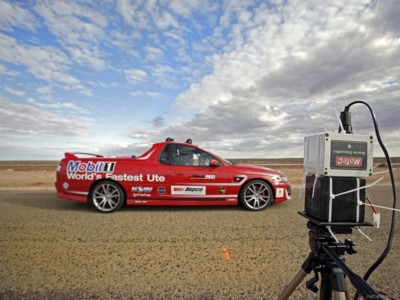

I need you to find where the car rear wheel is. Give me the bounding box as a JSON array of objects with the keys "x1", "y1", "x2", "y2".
[
  {"x1": 240, "y1": 180, "x2": 273, "y2": 211},
  {"x1": 90, "y1": 181, "x2": 125, "y2": 213}
]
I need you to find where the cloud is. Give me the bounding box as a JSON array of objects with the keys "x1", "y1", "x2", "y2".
[
  {"x1": 0, "y1": 1, "x2": 38, "y2": 31},
  {"x1": 116, "y1": 0, "x2": 150, "y2": 29},
  {"x1": 145, "y1": 45, "x2": 164, "y2": 61},
  {"x1": 0, "y1": 143, "x2": 63, "y2": 161},
  {"x1": 0, "y1": 97, "x2": 93, "y2": 137},
  {"x1": 0, "y1": 33, "x2": 92, "y2": 95},
  {"x1": 27, "y1": 99, "x2": 90, "y2": 114},
  {"x1": 130, "y1": 91, "x2": 161, "y2": 98},
  {"x1": 3, "y1": 86, "x2": 25, "y2": 97},
  {"x1": 36, "y1": 85, "x2": 53, "y2": 94},
  {"x1": 34, "y1": 0, "x2": 108, "y2": 70},
  {"x1": 369, "y1": 0, "x2": 400, "y2": 35},
  {"x1": 0, "y1": 63, "x2": 19, "y2": 77},
  {"x1": 150, "y1": 116, "x2": 165, "y2": 127},
  {"x1": 165, "y1": 0, "x2": 400, "y2": 157},
  {"x1": 124, "y1": 68, "x2": 148, "y2": 84},
  {"x1": 117, "y1": 0, "x2": 179, "y2": 30},
  {"x1": 0, "y1": 0, "x2": 399, "y2": 160}
]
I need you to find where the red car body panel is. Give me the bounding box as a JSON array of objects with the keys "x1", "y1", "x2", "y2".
[{"x1": 55, "y1": 141, "x2": 291, "y2": 209}]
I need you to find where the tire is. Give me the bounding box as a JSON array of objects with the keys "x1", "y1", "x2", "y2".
[
  {"x1": 90, "y1": 181, "x2": 125, "y2": 213},
  {"x1": 239, "y1": 180, "x2": 274, "y2": 211}
]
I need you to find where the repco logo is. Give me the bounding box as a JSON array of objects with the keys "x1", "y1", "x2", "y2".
[
  {"x1": 171, "y1": 186, "x2": 206, "y2": 195},
  {"x1": 185, "y1": 187, "x2": 204, "y2": 192},
  {"x1": 67, "y1": 160, "x2": 116, "y2": 173}
]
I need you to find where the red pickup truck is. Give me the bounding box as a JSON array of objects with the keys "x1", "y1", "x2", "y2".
[{"x1": 56, "y1": 138, "x2": 291, "y2": 212}]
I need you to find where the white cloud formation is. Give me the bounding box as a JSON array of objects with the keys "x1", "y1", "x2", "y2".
[
  {"x1": 0, "y1": 33, "x2": 91, "y2": 95},
  {"x1": 131, "y1": 91, "x2": 161, "y2": 98},
  {"x1": 0, "y1": 97, "x2": 93, "y2": 137},
  {"x1": 0, "y1": 0, "x2": 398, "y2": 160},
  {"x1": 4, "y1": 86, "x2": 26, "y2": 97},
  {"x1": 124, "y1": 68, "x2": 148, "y2": 84},
  {"x1": 117, "y1": 0, "x2": 179, "y2": 30},
  {"x1": 158, "y1": 0, "x2": 400, "y2": 157},
  {"x1": 34, "y1": 0, "x2": 108, "y2": 70},
  {"x1": 0, "y1": 1, "x2": 38, "y2": 31}
]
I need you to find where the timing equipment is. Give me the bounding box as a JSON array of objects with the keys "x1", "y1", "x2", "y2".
[
  {"x1": 304, "y1": 132, "x2": 373, "y2": 178},
  {"x1": 279, "y1": 101, "x2": 397, "y2": 299},
  {"x1": 302, "y1": 131, "x2": 374, "y2": 228}
]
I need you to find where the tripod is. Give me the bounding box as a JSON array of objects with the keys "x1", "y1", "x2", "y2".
[{"x1": 278, "y1": 222, "x2": 382, "y2": 300}]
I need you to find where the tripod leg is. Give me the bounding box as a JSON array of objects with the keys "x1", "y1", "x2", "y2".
[
  {"x1": 333, "y1": 290, "x2": 348, "y2": 300},
  {"x1": 320, "y1": 272, "x2": 332, "y2": 300},
  {"x1": 325, "y1": 264, "x2": 349, "y2": 300},
  {"x1": 278, "y1": 269, "x2": 308, "y2": 300},
  {"x1": 278, "y1": 253, "x2": 316, "y2": 300},
  {"x1": 343, "y1": 277, "x2": 351, "y2": 300}
]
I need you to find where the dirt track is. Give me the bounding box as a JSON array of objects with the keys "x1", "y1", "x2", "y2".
[{"x1": 0, "y1": 183, "x2": 399, "y2": 299}]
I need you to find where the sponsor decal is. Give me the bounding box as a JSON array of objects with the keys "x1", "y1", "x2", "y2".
[
  {"x1": 67, "y1": 160, "x2": 116, "y2": 173},
  {"x1": 67, "y1": 172, "x2": 166, "y2": 182},
  {"x1": 132, "y1": 186, "x2": 153, "y2": 193},
  {"x1": 132, "y1": 187, "x2": 153, "y2": 198},
  {"x1": 192, "y1": 174, "x2": 216, "y2": 180},
  {"x1": 171, "y1": 186, "x2": 206, "y2": 195},
  {"x1": 276, "y1": 188, "x2": 284, "y2": 198},
  {"x1": 133, "y1": 193, "x2": 151, "y2": 198},
  {"x1": 158, "y1": 187, "x2": 166, "y2": 195},
  {"x1": 218, "y1": 187, "x2": 226, "y2": 194},
  {"x1": 106, "y1": 174, "x2": 165, "y2": 182},
  {"x1": 134, "y1": 200, "x2": 148, "y2": 204},
  {"x1": 67, "y1": 173, "x2": 102, "y2": 180},
  {"x1": 63, "y1": 182, "x2": 69, "y2": 189}
]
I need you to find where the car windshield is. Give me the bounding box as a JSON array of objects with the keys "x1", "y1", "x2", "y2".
[
  {"x1": 203, "y1": 150, "x2": 234, "y2": 166},
  {"x1": 222, "y1": 159, "x2": 235, "y2": 165}
]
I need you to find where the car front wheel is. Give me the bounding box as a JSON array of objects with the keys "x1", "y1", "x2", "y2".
[
  {"x1": 90, "y1": 181, "x2": 125, "y2": 213},
  {"x1": 239, "y1": 180, "x2": 274, "y2": 211}
]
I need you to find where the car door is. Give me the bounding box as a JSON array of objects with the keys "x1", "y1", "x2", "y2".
[{"x1": 166, "y1": 144, "x2": 230, "y2": 201}]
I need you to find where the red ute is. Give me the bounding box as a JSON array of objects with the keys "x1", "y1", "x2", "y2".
[{"x1": 55, "y1": 139, "x2": 292, "y2": 212}]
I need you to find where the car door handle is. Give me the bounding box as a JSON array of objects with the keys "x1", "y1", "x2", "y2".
[{"x1": 176, "y1": 173, "x2": 184, "y2": 176}]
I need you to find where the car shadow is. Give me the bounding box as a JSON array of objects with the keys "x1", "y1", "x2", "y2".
[
  {"x1": 3, "y1": 189, "x2": 287, "y2": 213},
  {"x1": 122, "y1": 204, "x2": 244, "y2": 213},
  {"x1": 3, "y1": 189, "x2": 93, "y2": 212}
]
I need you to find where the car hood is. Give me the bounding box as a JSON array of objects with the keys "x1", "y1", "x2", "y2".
[{"x1": 230, "y1": 163, "x2": 285, "y2": 176}]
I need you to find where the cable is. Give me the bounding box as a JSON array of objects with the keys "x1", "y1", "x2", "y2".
[
  {"x1": 366, "y1": 192, "x2": 378, "y2": 214},
  {"x1": 344, "y1": 101, "x2": 397, "y2": 287}
]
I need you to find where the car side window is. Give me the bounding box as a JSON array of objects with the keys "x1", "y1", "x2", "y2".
[
  {"x1": 159, "y1": 145, "x2": 172, "y2": 165},
  {"x1": 163, "y1": 145, "x2": 214, "y2": 166}
]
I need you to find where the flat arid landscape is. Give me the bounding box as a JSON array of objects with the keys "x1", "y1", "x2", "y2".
[{"x1": 0, "y1": 160, "x2": 399, "y2": 299}]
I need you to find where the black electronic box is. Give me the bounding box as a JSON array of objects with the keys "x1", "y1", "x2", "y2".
[{"x1": 305, "y1": 175, "x2": 365, "y2": 223}]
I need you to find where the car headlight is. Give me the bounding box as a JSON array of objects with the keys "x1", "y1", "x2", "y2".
[{"x1": 271, "y1": 175, "x2": 288, "y2": 183}]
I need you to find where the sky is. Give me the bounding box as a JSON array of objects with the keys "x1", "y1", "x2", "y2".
[{"x1": 0, "y1": 0, "x2": 399, "y2": 160}]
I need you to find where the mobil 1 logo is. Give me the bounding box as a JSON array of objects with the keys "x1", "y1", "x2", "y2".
[{"x1": 67, "y1": 160, "x2": 116, "y2": 173}]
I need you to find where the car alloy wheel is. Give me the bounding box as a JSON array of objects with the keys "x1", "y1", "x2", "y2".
[
  {"x1": 240, "y1": 180, "x2": 273, "y2": 211},
  {"x1": 91, "y1": 181, "x2": 125, "y2": 213}
]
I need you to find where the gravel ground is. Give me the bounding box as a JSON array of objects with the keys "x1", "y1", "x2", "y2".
[{"x1": 0, "y1": 184, "x2": 399, "y2": 299}]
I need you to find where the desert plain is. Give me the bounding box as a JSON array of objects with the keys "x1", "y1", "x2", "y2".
[{"x1": 0, "y1": 161, "x2": 399, "y2": 299}]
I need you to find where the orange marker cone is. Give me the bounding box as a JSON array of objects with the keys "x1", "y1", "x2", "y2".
[{"x1": 222, "y1": 247, "x2": 231, "y2": 261}]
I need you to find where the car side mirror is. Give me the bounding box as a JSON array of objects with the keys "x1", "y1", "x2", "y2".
[{"x1": 210, "y1": 159, "x2": 219, "y2": 167}]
